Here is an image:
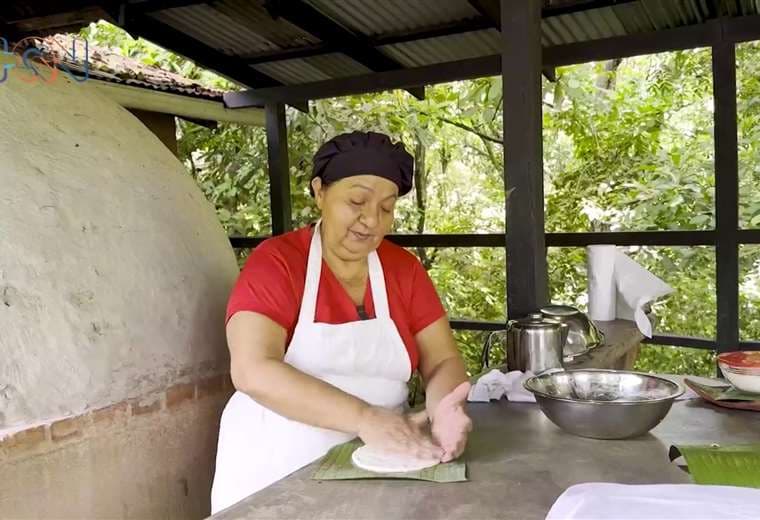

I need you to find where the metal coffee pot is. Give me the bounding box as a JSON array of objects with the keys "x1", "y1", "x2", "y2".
[{"x1": 505, "y1": 313, "x2": 567, "y2": 374}]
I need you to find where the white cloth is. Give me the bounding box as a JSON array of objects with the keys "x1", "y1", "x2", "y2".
[
  {"x1": 210, "y1": 221, "x2": 411, "y2": 514},
  {"x1": 587, "y1": 245, "x2": 674, "y2": 337},
  {"x1": 468, "y1": 370, "x2": 699, "y2": 403},
  {"x1": 545, "y1": 483, "x2": 760, "y2": 520},
  {"x1": 467, "y1": 370, "x2": 537, "y2": 403}
]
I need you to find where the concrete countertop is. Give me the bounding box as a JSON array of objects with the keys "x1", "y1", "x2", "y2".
[{"x1": 211, "y1": 400, "x2": 760, "y2": 520}]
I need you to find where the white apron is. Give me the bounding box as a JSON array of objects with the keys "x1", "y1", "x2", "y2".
[{"x1": 210, "y1": 221, "x2": 412, "y2": 514}]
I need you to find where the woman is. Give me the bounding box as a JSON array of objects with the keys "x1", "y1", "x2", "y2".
[{"x1": 211, "y1": 131, "x2": 472, "y2": 513}]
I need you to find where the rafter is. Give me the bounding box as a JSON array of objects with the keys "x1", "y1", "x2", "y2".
[{"x1": 264, "y1": 0, "x2": 424, "y2": 100}]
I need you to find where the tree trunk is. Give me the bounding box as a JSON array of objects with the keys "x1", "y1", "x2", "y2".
[
  {"x1": 414, "y1": 137, "x2": 432, "y2": 269},
  {"x1": 596, "y1": 58, "x2": 622, "y2": 90}
]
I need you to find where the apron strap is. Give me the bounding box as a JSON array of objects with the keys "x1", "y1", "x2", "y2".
[
  {"x1": 367, "y1": 252, "x2": 391, "y2": 319},
  {"x1": 299, "y1": 220, "x2": 393, "y2": 322},
  {"x1": 297, "y1": 220, "x2": 323, "y2": 324}
]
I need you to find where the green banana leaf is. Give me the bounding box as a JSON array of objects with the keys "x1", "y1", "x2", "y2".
[
  {"x1": 312, "y1": 440, "x2": 467, "y2": 483},
  {"x1": 670, "y1": 444, "x2": 760, "y2": 489}
]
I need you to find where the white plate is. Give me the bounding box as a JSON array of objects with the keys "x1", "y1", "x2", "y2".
[{"x1": 351, "y1": 445, "x2": 439, "y2": 473}]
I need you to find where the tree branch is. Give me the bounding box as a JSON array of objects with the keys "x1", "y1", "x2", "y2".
[{"x1": 420, "y1": 111, "x2": 502, "y2": 144}]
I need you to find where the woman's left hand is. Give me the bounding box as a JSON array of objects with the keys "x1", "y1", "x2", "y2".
[{"x1": 430, "y1": 381, "x2": 473, "y2": 462}]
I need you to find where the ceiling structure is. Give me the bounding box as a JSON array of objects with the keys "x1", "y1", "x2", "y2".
[{"x1": 3, "y1": 1, "x2": 760, "y2": 98}]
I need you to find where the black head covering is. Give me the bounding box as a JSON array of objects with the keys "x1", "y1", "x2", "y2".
[{"x1": 311, "y1": 131, "x2": 414, "y2": 196}]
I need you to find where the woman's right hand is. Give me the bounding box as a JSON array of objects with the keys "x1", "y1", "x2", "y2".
[{"x1": 357, "y1": 405, "x2": 444, "y2": 460}]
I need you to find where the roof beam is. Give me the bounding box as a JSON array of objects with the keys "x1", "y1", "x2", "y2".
[
  {"x1": 1, "y1": 1, "x2": 119, "y2": 37},
  {"x1": 468, "y1": 0, "x2": 639, "y2": 30},
  {"x1": 243, "y1": 17, "x2": 494, "y2": 65},
  {"x1": 126, "y1": 0, "x2": 208, "y2": 13},
  {"x1": 1, "y1": 1, "x2": 118, "y2": 23},
  {"x1": 467, "y1": 0, "x2": 500, "y2": 28},
  {"x1": 264, "y1": 0, "x2": 424, "y2": 100},
  {"x1": 113, "y1": 1, "x2": 315, "y2": 111},
  {"x1": 89, "y1": 79, "x2": 265, "y2": 126},
  {"x1": 542, "y1": 17, "x2": 720, "y2": 66},
  {"x1": 542, "y1": 0, "x2": 639, "y2": 18},
  {"x1": 224, "y1": 55, "x2": 500, "y2": 107},
  {"x1": 120, "y1": 12, "x2": 309, "y2": 111},
  {"x1": 233, "y1": 0, "x2": 641, "y2": 67},
  {"x1": 245, "y1": 42, "x2": 332, "y2": 65},
  {"x1": 224, "y1": 14, "x2": 760, "y2": 107},
  {"x1": 371, "y1": 17, "x2": 495, "y2": 46}
]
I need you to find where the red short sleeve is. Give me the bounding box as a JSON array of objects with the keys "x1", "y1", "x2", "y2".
[
  {"x1": 225, "y1": 241, "x2": 298, "y2": 332},
  {"x1": 407, "y1": 259, "x2": 447, "y2": 335}
]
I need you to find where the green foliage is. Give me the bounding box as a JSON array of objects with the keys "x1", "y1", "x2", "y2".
[
  {"x1": 83, "y1": 21, "x2": 760, "y2": 377},
  {"x1": 634, "y1": 345, "x2": 716, "y2": 377}
]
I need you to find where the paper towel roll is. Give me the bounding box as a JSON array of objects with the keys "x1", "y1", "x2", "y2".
[
  {"x1": 587, "y1": 245, "x2": 617, "y2": 321},
  {"x1": 586, "y1": 245, "x2": 674, "y2": 337}
]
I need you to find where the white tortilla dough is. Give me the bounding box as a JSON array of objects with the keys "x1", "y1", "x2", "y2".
[{"x1": 351, "y1": 445, "x2": 439, "y2": 473}]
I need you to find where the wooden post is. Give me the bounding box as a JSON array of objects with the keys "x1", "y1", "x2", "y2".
[
  {"x1": 501, "y1": 0, "x2": 548, "y2": 319},
  {"x1": 265, "y1": 102, "x2": 292, "y2": 235},
  {"x1": 712, "y1": 42, "x2": 740, "y2": 353}
]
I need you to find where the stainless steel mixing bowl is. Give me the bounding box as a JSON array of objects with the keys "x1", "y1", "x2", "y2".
[{"x1": 523, "y1": 369, "x2": 684, "y2": 439}]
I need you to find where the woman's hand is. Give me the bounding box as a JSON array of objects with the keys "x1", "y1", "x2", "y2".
[
  {"x1": 430, "y1": 381, "x2": 472, "y2": 462},
  {"x1": 357, "y1": 406, "x2": 444, "y2": 461}
]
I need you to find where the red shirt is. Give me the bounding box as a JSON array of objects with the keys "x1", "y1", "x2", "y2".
[{"x1": 226, "y1": 225, "x2": 446, "y2": 372}]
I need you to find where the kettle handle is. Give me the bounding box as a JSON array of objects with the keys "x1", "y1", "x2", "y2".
[{"x1": 480, "y1": 321, "x2": 517, "y2": 371}]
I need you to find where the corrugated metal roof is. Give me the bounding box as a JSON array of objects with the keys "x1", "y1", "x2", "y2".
[
  {"x1": 380, "y1": 29, "x2": 501, "y2": 68},
  {"x1": 150, "y1": 2, "x2": 318, "y2": 57},
  {"x1": 213, "y1": 0, "x2": 319, "y2": 50},
  {"x1": 150, "y1": 4, "x2": 274, "y2": 57},
  {"x1": 5, "y1": 0, "x2": 760, "y2": 89},
  {"x1": 252, "y1": 52, "x2": 371, "y2": 85},
  {"x1": 541, "y1": 1, "x2": 726, "y2": 46},
  {"x1": 303, "y1": 0, "x2": 482, "y2": 37}
]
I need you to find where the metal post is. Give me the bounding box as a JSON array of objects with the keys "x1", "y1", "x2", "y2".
[
  {"x1": 265, "y1": 102, "x2": 292, "y2": 235},
  {"x1": 712, "y1": 42, "x2": 740, "y2": 353},
  {"x1": 501, "y1": 0, "x2": 548, "y2": 319}
]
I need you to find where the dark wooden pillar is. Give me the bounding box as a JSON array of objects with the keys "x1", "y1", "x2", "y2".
[
  {"x1": 265, "y1": 102, "x2": 292, "y2": 235},
  {"x1": 501, "y1": 0, "x2": 548, "y2": 319},
  {"x1": 128, "y1": 109, "x2": 178, "y2": 157},
  {"x1": 712, "y1": 42, "x2": 740, "y2": 353}
]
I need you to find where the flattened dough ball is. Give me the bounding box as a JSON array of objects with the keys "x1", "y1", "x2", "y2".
[{"x1": 351, "y1": 445, "x2": 439, "y2": 473}]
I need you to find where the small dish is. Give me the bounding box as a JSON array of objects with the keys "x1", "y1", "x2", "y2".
[{"x1": 717, "y1": 351, "x2": 760, "y2": 394}]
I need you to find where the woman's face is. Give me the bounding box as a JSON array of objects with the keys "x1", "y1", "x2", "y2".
[{"x1": 313, "y1": 174, "x2": 398, "y2": 261}]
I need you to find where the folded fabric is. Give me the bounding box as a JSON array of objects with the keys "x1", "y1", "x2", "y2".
[
  {"x1": 467, "y1": 370, "x2": 537, "y2": 403},
  {"x1": 468, "y1": 370, "x2": 700, "y2": 403},
  {"x1": 545, "y1": 483, "x2": 760, "y2": 520}
]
